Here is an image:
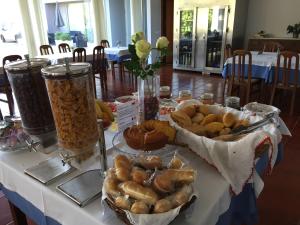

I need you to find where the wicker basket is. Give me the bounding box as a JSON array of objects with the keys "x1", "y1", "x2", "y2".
[{"x1": 104, "y1": 195, "x2": 197, "y2": 225}]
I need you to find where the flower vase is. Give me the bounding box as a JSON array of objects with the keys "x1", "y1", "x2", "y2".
[{"x1": 137, "y1": 74, "x2": 160, "y2": 123}]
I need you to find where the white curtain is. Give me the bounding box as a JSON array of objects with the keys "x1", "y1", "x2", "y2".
[
  {"x1": 30, "y1": 0, "x2": 48, "y2": 46},
  {"x1": 130, "y1": 0, "x2": 143, "y2": 34},
  {"x1": 18, "y1": 0, "x2": 38, "y2": 56},
  {"x1": 91, "y1": 0, "x2": 108, "y2": 44}
]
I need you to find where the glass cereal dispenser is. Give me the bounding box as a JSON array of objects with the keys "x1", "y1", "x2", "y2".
[
  {"x1": 4, "y1": 57, "x2": 57, "y2": 148},
  {"x1": 42, "y1": 62, "x2": 99, "y2": 163}
]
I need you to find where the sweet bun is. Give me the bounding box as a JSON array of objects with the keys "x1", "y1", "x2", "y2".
[
  {"x1": 115, "y1": 167, "x2": 130, "y2": 182},
  {"x1": 201, "y1": 114, "x2": 218, "y2": 126},
  {"x1": 223, "y1": 112, "x2": 236, "y2": 128},
  {"x1": 181, "y1": 105, "x2": 196, "y2": 118},
  {"x1": 191, "y1": 113, "x2": 204, "y2": 123},
  {"x1": 205, "y1": 122, "x2": 224, "y2": 133},
  {"x1": 131, "y1": 201, "x2": 149, "y2": 214},
  {"x1": 119, "y1": 181, "x2": 159, "y2": 205},
  {"x1": 171, "y1": 110, "x2": 192, "y2": 127},
  {"x1": 114, "y1": 154, "x2": 131, "y2": 182},
  {"x1": 198, "y1": 104, "x2": 210, "y2": 115},
  {"x1": 138, "y1": 156, "x2": 162, "y2": 169},
  {"x1": 154, "y1": 199, "x2": 173, "y2": 213},
  {"x1": 104, "y1": 177, "x2": 120, "y2": 197},
  {"x1": 131, "y1": 167, "x2": 149, "y2": 185},
  {"x1": 169, "y1": 155, "x2": 184, "y2": 169},
  {"x1": 115, "y1": 196, "x2": 131, "y2": 210}
]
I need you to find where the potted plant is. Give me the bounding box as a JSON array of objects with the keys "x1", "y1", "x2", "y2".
[
  {"x1": 287, "y1": 23, "x2": 300, "y2": 38},
  {"x1": 125, "y1": 32, "x2": 169, "y2": 122}
]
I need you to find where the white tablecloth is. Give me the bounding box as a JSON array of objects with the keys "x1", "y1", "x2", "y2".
[
  {"x1": 0, "y1": 130, "x2": 232, "y2": 225},
  {"x1": 104, "y1": 47, "x2": 129, "y2": 57}
]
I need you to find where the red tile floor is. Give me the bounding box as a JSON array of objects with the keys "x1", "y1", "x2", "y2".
[{"x1": 0, "y1": 65, "x2": 300, "y2": 225}]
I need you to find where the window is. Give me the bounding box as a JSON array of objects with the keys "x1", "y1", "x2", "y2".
[
  {"x1": 0, "y1": 0, "x2": 28, "y2": 60},
  {"x1": 43, "y1": 0, "x2": 94, "y2": 48}
]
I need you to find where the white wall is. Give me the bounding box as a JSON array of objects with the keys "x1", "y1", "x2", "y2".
[{"x1": 245, "y1": 0, "x2": 300, "y2": 41}]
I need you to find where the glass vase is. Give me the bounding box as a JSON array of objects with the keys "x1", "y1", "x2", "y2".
[{"x1": 137, "y1": 74, "x2": 160, "y2": 123}]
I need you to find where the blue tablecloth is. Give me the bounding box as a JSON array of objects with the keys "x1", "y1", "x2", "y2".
[{"x1": 0, "y1": 143, "x2": 284, "y2": 225}]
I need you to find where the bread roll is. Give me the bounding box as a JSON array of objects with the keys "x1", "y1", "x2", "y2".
[
  {"x1": 219, "y1": 127, "x2": 231, "y2": 136},
  {"x1": 169, "y1": 155, "x2": 184, "y2": 169},
  {"x1": 191, "y1": 113, "x2": 204, "y2": 123},
  {"x1": 119, "y1": 181, "x2": 159, "y2": 205},
  {"x1": 114, "y1": 155, "x2": 132, "y2": 181},
  {"x1": 198, "y1": 104, "x2": 210, "y2": 115},
  {"x1": 106, "y1": 168, "x2": 117, "y2": 179},
  {"x1": 115, "y1": 196, "x2": 131, "y2": 210},
  {"x1": 138, "y1": 156, "x2": 162, "y2": 169},
  {"x1": 104, "y1": 177, "x2": 120, "y2": 197},
  {"x1": 153, "y1": 173, "x2": 174, "y2": 193},
  {"x1": 181, "y1": 105, "x2": 196, "y2": 118},
  {"x1": 223, "y1": 112, "x2": 236, "y2": 128},
  {"x1": 131, "y1": 201, "x2": 149, "y2": 214},
  {"x1": 154, "y1": 199, "x2": 173, "y2": 213},
  {"x1": 131, "y1": 167, "x2": 149, "y2": 185},
  {"x1": 201, "y1": 114, "x2": 218, "y2": 126},
  {"x1": 186, "y1": 124, "x2": 206, "y2": 136},
  {"x1": 174, "y1": 185, "x2": 193, "y2": 206},
  {"x1": 204, "y1": 122, "x2": 224, "y2": 133},
  {"x1": 171, "y1": 110, "x2": 192, "y2": 127}
]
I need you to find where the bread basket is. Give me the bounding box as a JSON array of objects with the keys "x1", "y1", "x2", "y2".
[{"x1": 104, "y1": 194, "x2": 196, "y2": 225}]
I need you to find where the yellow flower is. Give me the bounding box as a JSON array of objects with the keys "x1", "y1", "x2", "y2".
[
  {"x1": 156, "y1": 36, "x2": 169, "y2": 49},
  {"x1": 131, "y1": 31, "x2": 145, "y2": 43},
  {"x1": 135, "y1": 39, "x2": 151, "y2": 59}
]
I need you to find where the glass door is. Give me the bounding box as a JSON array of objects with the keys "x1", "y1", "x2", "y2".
[
  {"x1": 178, "y1": 9, "x2": 196, "y2": 67},
  {"x1": 205, "y1": 6, "x2": 228, "y2": 70}
]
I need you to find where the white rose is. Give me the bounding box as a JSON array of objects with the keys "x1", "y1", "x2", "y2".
[
  {"x1": 135, "y1": 39, "x2": 151, "y2": 59},
  {"x1": 156, "y1": 36, "x2": 169, "y2": 49}
]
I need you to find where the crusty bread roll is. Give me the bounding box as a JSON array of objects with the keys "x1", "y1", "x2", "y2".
[
  {"x1": 204, "y1": 122, "x2": 224, "y2": 133},
  {"x1": 219, "y1": 127, "x2": 231, "y2": 136},
  {"x1": 138, "y1": 156, "x2": 162, "y2": 170},
  {"x1": 115, "y1": 196, "x2": 131, "y2": 210},
  {"x1": 119, "y1": 181, "x2": 159, "y2": 205},
  {"x1": 131, "y1": 201, "x2": 149, "y2": 214},
  {"x1": 201, "y1": 114, "x2": 218, "y2": 126},
  {"x1": 131, "y1": 167, "x2": 149, "y2": 185},
  {"x1": 154, "y1": 199, "x2": 173, "y2": 213},
  {"x1": 198, "y1": 104, "x2": 210, "y2": 115},
  {"x1": 223, "y1": 112, "x2": 236, "y2": 128},
  {"x1": 185, "y1": 123, "x2": 206, "y2": 136},
  {"x1": 191, "y1": 113, "x2": 204, "y2": 123},
  {"x1": 181, "y1": 105, "x2": 196, "y2": 118},
  {"x1": 114, "y1": 155, "x2": 132, "y2": 182},
  {"x1": 104, "y1": 177, "x2": 120, "y2": 197},
  {"x1": 171, "y1": 110, "x2": 192, "y2": 127}
]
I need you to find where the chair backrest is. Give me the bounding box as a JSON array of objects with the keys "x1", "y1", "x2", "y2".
[
  {"x1": 100, "y1": 40, "x2": 110, "y2": 48},
  {"x1": 2, "y1": 55, "x2": 22, "y2": 85},
  {"x1": 40, "y1": 45, "x2": 54, "y2": 55},
  {"x1": 92, "y1": 46, "x2": 106, "y2": 73},
  {"x1": 224, "y1": 44, "x2": 232, "y2": 60},
  {"x1": 73, "y1": 47, "x2": 86, "y2": 62},
  {"x1": 263, "y1": 41, "x2": 284, "y2": 52},
  {"x1": 58, "y1": 43, "x2": 71, "y2": 53},
  {"x1": 232, "y1": 50, "x2": 252, "y2": 82},
  {"x1": 274, "y1": 51, "x2": 299, "y2": 88}
]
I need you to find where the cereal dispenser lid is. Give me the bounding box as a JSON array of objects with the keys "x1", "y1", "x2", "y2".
[
  {"x1": 42, "y1": 62, "x2": 91, "y2": 79},
  {"x1": 4, "y1": 58, "x2": 50, "y2": 72}
]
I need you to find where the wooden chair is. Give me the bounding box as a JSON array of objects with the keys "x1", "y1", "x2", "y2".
[
  {"x1": 227, "y1": 50, "x2": 262, "y2": 105},
  {"x1": 2, "y1": 55, "x2": 22, "y2": 116},
  {"x1": 58, "y1": 43, "x2": 71, "y2": 53},
  {"x1": 263, "y1": 41, "x2": 284, "y2": 52},
  {"x1": 270, "y1": 51, "x2": 299, "y2": 115},
  {"x1": 40, "y1": 45, "x2": 54, "y2": 55},
  {"x1": 92, "y1": 46, "x2": 107, "y2": 97},
  {"x1": 73, "y1": 48, "x2": 86, "y2": 62},
  {"x1": 100, "y1": 40, "x2": 110, "y2": 48},
  {"x1": 223, "y1": 44, "x2": 233, "y2": 96}
]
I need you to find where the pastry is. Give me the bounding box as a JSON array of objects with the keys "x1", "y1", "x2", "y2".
[
  {"x1": 114, "y1": 154, "x2": 131, "y2": 182},
  {"x1": 119, "y1": 181, "x2": 159, "y2": 205},
  {"x1": 185, "y1": 124, "x2": 206, "y2": 136},
  {"x1": 171, "y1": 110, "x2": 192, "y2": 127},
  {"x1": 104, "y1": 177, "x2": 120, "y2": 197},
  {"x1": 219, "y1": 127, "x2": 231, "y2": 136},
  {"x1": 131, "y1": 201, "x2": 149, "y2": 214},
  {"x1": 181, "y1": 105, "x2": 196, "y2": 118},
  {"x1": 169, "y1": 155, "x2": 184, "y2": 169},
  {"x1": 198, "y1": 104, "x2": 210, "y2": 115},
  {"x1": 115, "y1": 196, "x2": 131, "y2": 210},
  {"x1": 223, "y1": 112, "x2": 236, "y2": 128},
  {"x1": 123, "y1": 126, "x2": 145, "y2": 149},
  {"x1": 131, "y1": 167, "x2": 149, "y2": 185},
  {"x1": 154, "y1": 199, "x2": 173, "y2": 213},
  {"x1": 201, "y1": 114, "x2": 218, "y2": 126},
  {"x1": 144, "y1": 129, "x2": 168, "y2": 150},
  {"x1": 191, "y1": 113, "x2": 204, "y2": 123},
  {"x1": 138, "y1": 156, "x2": 162, "y2": 169}
]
